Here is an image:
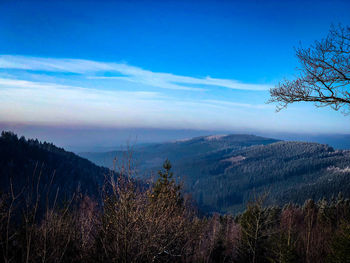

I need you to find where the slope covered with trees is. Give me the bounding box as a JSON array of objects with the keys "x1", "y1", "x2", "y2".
[
  {"x1": 0, "y1": 131, "x2": 109, "y2": 198},
  {"x1": 82, "y1": 135, "x2": 350, "y2": 213},
  {"x1": 178, "y1": 141, "x2": 350, "y2": 213},
  {"x1": 80, "y1": 134, "x2": 279, "y2": 170}
]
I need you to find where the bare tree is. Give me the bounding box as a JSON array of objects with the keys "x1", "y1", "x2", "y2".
[{"x1": 269, "y1": 25, "x2": 350, "y2": 113}]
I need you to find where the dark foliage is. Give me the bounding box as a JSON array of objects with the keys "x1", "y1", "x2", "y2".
[
  {"x1": 186, "y1": 141, "x2": 350, "y2": 213},
  {"x1": 0, "y1": 131, "x2": 109, "y2": 199}
]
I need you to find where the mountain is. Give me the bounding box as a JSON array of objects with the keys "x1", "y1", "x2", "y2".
[
  {"x1": 81, "y1": 134, "x2": 350, "y2": 213},
  {"x1": 257, "y1": 132, "x2": 350, "y2": 150},
  {"x1": 0, "y1": 131, "x2": 110, "y2": 198},
  {"x1": 183, "y1": 141, "x2": 350, "y2": 213},
  {"x1": 80, "y1": 134, "x2": 279, "y2": 170}
]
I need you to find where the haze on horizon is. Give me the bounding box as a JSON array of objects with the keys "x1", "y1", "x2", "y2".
[{"x1": 1, "y1": 0, "x2": 350, "y2": 150}]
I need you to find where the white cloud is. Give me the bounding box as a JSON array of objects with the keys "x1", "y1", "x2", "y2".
[
  {"x1": 0, "y1": 77, "x2": 160, "y2": 98},
  {"x1": 0, "y1": 55, "x2": 114, "y2": 73},
  {"x1": 0, "y1": 78, "x2": 165, "y2": 126},
  {"x1": 203, "y1": 99, "x2": 273, "y2": 109},
  {"x1": 0, "y1": 78, "x2": 79, "y2": 90},
  {"x1": 0, "y1": 77, "x2": 271, "y2": 128},
  {"x1": 0, "y1": 55, "x2": 272, "y2": 91}
]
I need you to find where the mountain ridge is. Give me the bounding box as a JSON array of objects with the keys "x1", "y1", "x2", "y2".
[{"x1": 80, "y1": 134, "x2": 350, "y2": 213}]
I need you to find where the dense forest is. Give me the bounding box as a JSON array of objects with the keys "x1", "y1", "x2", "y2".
[
  {"x1": 80, "y1": 134, "x2": 279, "y2": 169},
  {"x1": 81, "y1": 135, "x2": 350, "y2": 213},
  {"x1": 0, "y1": 131, "x2": 110, "y2": 198},
  {"x1": 1, "y1": 132, "x2": 350, "y2": 262},
  {"x1": 182, "y1": 141, "x2": 350, "y2": 213}
]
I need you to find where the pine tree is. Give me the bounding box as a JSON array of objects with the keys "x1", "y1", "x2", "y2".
[{"x1": 151, "y1": 159, "x2": 183, "y2": 206}]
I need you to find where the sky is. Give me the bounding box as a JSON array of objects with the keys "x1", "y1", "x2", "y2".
[{"x1": 0, "y1": 0, "x2": 350, "y2": 149}]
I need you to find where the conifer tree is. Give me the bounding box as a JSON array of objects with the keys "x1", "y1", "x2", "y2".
[{"x1": 151, "y1": 159, "x2": 183, "y2": 206}]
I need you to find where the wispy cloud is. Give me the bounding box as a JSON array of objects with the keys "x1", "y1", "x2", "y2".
[
  {"x1": 0, "y1": 55, "x2": 272, "y2": 91},
  {"x1": 0, "y1": 77, "x2": 167, "y2": 126},
  {"x1": 0, "y1": 78, "x2": 160, "y2": 98},
  {"x1": 0, "y1": 78, "x2": 164, "y2": 105},
  {"x1": 0, "y1": 78, "x2": 79, "y2": 90},
  {"x1": 0, "y1": 55, "x2": 284, "y2": 131},
  {"x1": 0, "y1": 77, "x2": 271, "y2": 127},
  {"x1": 203, "y1": 99, "x2": 273, "y2": 109}
]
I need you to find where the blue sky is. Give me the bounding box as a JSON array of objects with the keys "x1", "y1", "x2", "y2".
[{"x1": 1, "y1": 0, "x2": 350, "y2": 144}]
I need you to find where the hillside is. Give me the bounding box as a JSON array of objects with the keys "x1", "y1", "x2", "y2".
[
  {"x1": 183, "y1": 141, "x2": 350, "y2": 213},
  {"x1": 0, "y1": 131, "x2": 109, "y2": 198},
  {"x1": 81, "y1": 134, "x2": 350, "y2": 213},
  {"x1": 80, "y1": 134, "x2": 279, "y2": 170}
]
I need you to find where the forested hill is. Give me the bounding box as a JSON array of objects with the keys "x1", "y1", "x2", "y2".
[
  {"x1": 80, "y1": 134, "x2": 279, "y2": 170},
  {"x1": 0, "y1": 131, "x2": 109, "y2": 197},
  {"x1": 180, "y1": 141, "x2": 350, "y2": 213},
  {"x1": 81, "y1": 134, "x2": 350, "y2": 214}
]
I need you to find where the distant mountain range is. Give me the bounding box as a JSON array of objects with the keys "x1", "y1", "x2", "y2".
[{"x1": 81, "y1": 134, "x2": 350, "y2": 213}]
